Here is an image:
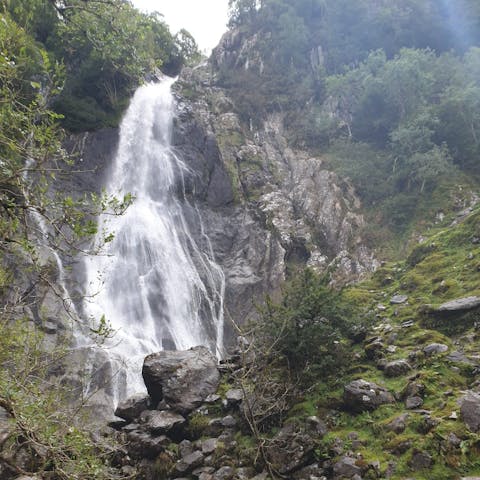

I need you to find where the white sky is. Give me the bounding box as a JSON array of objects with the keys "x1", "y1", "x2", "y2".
[{"x1": 131, "y1": 0, "x2": 229, "y2": 53}]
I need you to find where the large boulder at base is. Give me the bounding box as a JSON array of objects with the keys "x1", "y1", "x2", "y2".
[
  {"x1": 460, "y1": 391, "x2": 480, "y2": 432},
  {"x1": 142, "y1": 346, "x2": 220, "y2": 413},
  {"x1": 344, "y1": 379, "x2": 395, "y2": 412}
]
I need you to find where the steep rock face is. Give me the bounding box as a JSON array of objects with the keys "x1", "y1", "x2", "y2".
[{"x1": 172, "y1": 62, "x2": 377, "y2": 309}]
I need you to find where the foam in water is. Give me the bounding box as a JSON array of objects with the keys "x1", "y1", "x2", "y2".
[{"x1": 84, "y1": 78, "x2": 225, "y2": 400}]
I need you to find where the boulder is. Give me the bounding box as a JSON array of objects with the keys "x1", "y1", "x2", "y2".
[
  {"x1": 114, "y1": 394, "x2": 150, "y2": 422},
  {"x1": 201, "y1": 438, "x2": 218, "y2": 455},
  {"x1": 387, "y1": 413, "x2": 409, "y2": 434},
  {"x1": 343, "y1": 379, "x2": 395, "y2": 412},
  {"x1": 225, "y1": 389, "x2": 244, "y2": 406},
  {"x1": 175, "y1": 451, "x2": 205, "y2": 475},
  {"x1": 142, "y1": 410, "x2": 186, "y2": 434},
  {"x1": 384, "y1": 360, "x2": 412, "y2": 377},
  {"x1": 460, "y1": 391, "x2": 480, "y2": 432},
  {"x1": 435, "y1": 296, "x2": 480, "y2": 313},
  {"x1": 126, "y1": 430, "x2": 170, "y2": 458},
  {"x1": 266, "y1": 423, "x2": 315, "y2": 474},
  {"x1": 409, "y1": 450, "x2": 432, "y2": 470},
  {"x1": 390, "y1": 295, "x2": 408, "y2": 305},
  {"x1": 213, "y1": 466, "x2": 235, "y2": 480},
  {"x1": 405, "y1": 396, "x2": 424, "y2": 409},
  {"x1": 423, "y1": 343, "x2": 449, "y2": 356},
  {"x1": 333, "y1": 456, "x2": 362, "y2": 478},
  {"x1": 142, "y1": 346, "x2": 220, "y2": 413}
]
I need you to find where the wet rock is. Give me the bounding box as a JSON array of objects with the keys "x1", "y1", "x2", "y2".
[
  {"x1": 384, "y1": 360, "x2": 412, "y2": 377},
  {"x1": 460, "y1": 391, "x2": 480, "y2": 432},
  {"x1": 175, "y1": 451, "x2": 205, "y2": 475},
  {"x1": 142, "y1": 410, "x2": 185, "y2": 434},
  {"x1": 409, "y1": 451, "x2": 432, "y2": 470},
  {"x1": 333, "y1": 456, "x2": 362, "y2": 478},
  {"x1": 142, "y1": 346, "x2": 220, "y2": 413},
  {"x1": 114, "y1": 394, "x2": 150, "y2": 422},
  {"x1": 390, "y1": 295, "x2": 408, "y2": 305},
  {"x1": 423, "y1": 343, "x2": 449, "y2": 356},
  {"x1": 406, "y1": 396, "x2": 424, "y2": 409},
  {"x1": 387, "y1": 413, "x2": 409, "y2": 434},
  {"x1": 343, "y1": 379, "x2": 395, "y2": 412}
]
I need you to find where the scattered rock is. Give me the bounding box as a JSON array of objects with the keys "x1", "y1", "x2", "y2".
[
  {"x1": 225, "y1": 389, "x2": 243, "y2": 406},
  {"x1": 114, "y1": 394, "x2": 150, "y2": 422},
  {"x1": 333, "y1": 456, "x2": 362, "y2": 478},
  {"x1": 344, "y1": 379, "x2": 395, "y2": 412},
  {"x1": 447, "y1": 351, "x2": 475, "y2": 365},
  {"x1": 364, "y1": 339, "x2": 385, "y2": 360},
  {"x1": 386, "y1": 345, "x2": 397, "y2": 353},
  {"x1": 390, "y1": 295, "x2": 408, "y2": 305},
  {"x1": 142, "y1": 410, "x2": 186, "y2": 434},
  {"x1": 201, "y1": 438, "x2": 218, "y2": 455},
  {"x1": 213, "y1": 466, "x2": 235, "y2": 480},
  {"x1": 204, "y1": 394, "x2": 221, "y2": 403},
  {"x1": 266, "y1": 423, "x2": 315, "y2": 474},
  {"x1": 126, "y1": 430, "x2": 170, "y2": 458},
  {"x1": 406, "y1": 396, "x2": 424, "y2": 409},
  {"x1": 401, "y1": 320, "x2": 415, "y2": 328},
  {"x1": 460, "y1": 391, "x2": 480, "y2": 432},
  {"x1": 175, "y1": 451, "x2": 205, "y2": 475},
  {"x1": 384, "y1": 360, "x2": 412, "y2": 377},
  {"x1": 423, "y1": 343, "x2": 449, "y2": 356},
  {"x1": 221, "y1": 415, "x2": 237, "y2": 428},
  {"x1": 387, "y1": 413, "x2": 409, "y2": 434},
  {"x1": 142, "y1": 346, "x2": 220, "y2": 413},
  {"x1": 306, "y1": 416, "x2": 328, "y2": 437},
  {"x1": 409, "y1": 451, "x2": 432, "y2": 470},
  {"x1": 377, "y1": 304, "x2": 387, "y2": 311}
]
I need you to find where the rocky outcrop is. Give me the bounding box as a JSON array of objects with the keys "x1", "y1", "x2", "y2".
[
  {"x1": 343, "y1": 379, "x2": 395, "y2": 412},
  {"x1": 142, "y1": 346, "x2": 220, "y2": 413}
]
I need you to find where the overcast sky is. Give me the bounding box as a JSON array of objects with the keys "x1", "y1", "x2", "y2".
[{"x1": 131, "y1": 0, "x2": 229, "y2": 53}]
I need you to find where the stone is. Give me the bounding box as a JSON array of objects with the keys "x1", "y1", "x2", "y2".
[
  {"x1": 201, "y1": 438, "x2": 218, "y2": 455},
  {"x1": 266, "y1": 423, "x2": 315, "y2": 474},
  {"x1": 221, "y1": 415, "x2": 237, "y2": 428},
  {"x1": 384, "y1": 360, "x2": 412, "y2": 377},
  {"x1": 142, "y1": 410, "x2": 186, "y2": 434},
  {"x1": 390, "y1": 295, "x2": 408, "y2": 304},
  {"x1": 175, "y1": 451, "x2": 205, "y2": 475},
  {"x1": 0, "y1": 406, "x2": 13, "y2": 445},
  {"x1": 401, "y1": 320, "x2": 415, "y2": 328},
  {"x1": 364, "y1": 339, "x2": 385, "y2": 360},
  {"x1": 292, "y1": 463, "x2": 324, "y2": 479},
  {"x1": 306, "y1": 416, "x2": 328, "y2": 437},
  {"x1": 126, "y1": 430, "x2": 170, "y2": 458},
  {"x1": 409, "y1": 451, "x2": 432, "y2": 470},
  {"x1": 114, "y1": 394, "x2": 150, "y2": 422},
  {"x1": 343, "y1": 379, "x2": 395, "y2": 412},
  {"x1": 447, "y1": 351, "x2": 475, "y2": 365},
  {"x1": 406, "y1": 396, "x2": 424, "y2": 409},
  {"x1": 205, "y1": 394, "x2": 221, "y2": 403},
  {"x1": 423, "y1": 343, "x2": 449, "y2": 356},
  {"x1": 460, "y1": 391, "x2": 480, "y2": 432},
  {"x1": 142, "y1": 346, "x2": 220, "y2": 413},
  {"x1": 387, "y1": 413, "x2": 409, "y2": 434},
  {"x1": 333, "y1": 456, "x2": 362, "y2": 478},
  {"x1": 179, "y1": 439, "x2": 193, "y2": 458},
  {"x1": 225, "y1": 388, "x2": 243, "y2": 406},
  {"x1": 213, "y1": 466, "x2": 235, "y2": 480},
  {"x1": 435, "y1": 296, "x2": 480, "y2": 313},
  {"x1": 401, "y1": 382, "x2": 425, "y2": 400}
]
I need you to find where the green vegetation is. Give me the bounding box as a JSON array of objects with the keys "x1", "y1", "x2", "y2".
[{"x1": 3, "y1": 0, "x2": 200, "y2": 131}]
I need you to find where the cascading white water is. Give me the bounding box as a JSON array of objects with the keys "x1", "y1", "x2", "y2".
[{"x1": 84, "y1": 77, "x2": 225, "y2": 399}]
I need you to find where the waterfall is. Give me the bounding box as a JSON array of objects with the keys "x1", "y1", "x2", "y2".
[{"x1": 84, "y1": 77, "x2": 225, "y2": 400}]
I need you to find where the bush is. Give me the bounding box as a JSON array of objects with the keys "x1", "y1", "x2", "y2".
[{"x1": 257, "y1": 269, "x2": 360, "y2": 381}]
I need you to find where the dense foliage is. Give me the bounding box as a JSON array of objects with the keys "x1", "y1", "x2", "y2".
[
  {"x1": 3, "y1": 0, "x2": 200, "y2": 131},
  {"x1": 257, "y1": 269, "x2": 362, "y2": 382},
  {"x1": 224, "y1": 0, "x2": 480, "y2": 238}
]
